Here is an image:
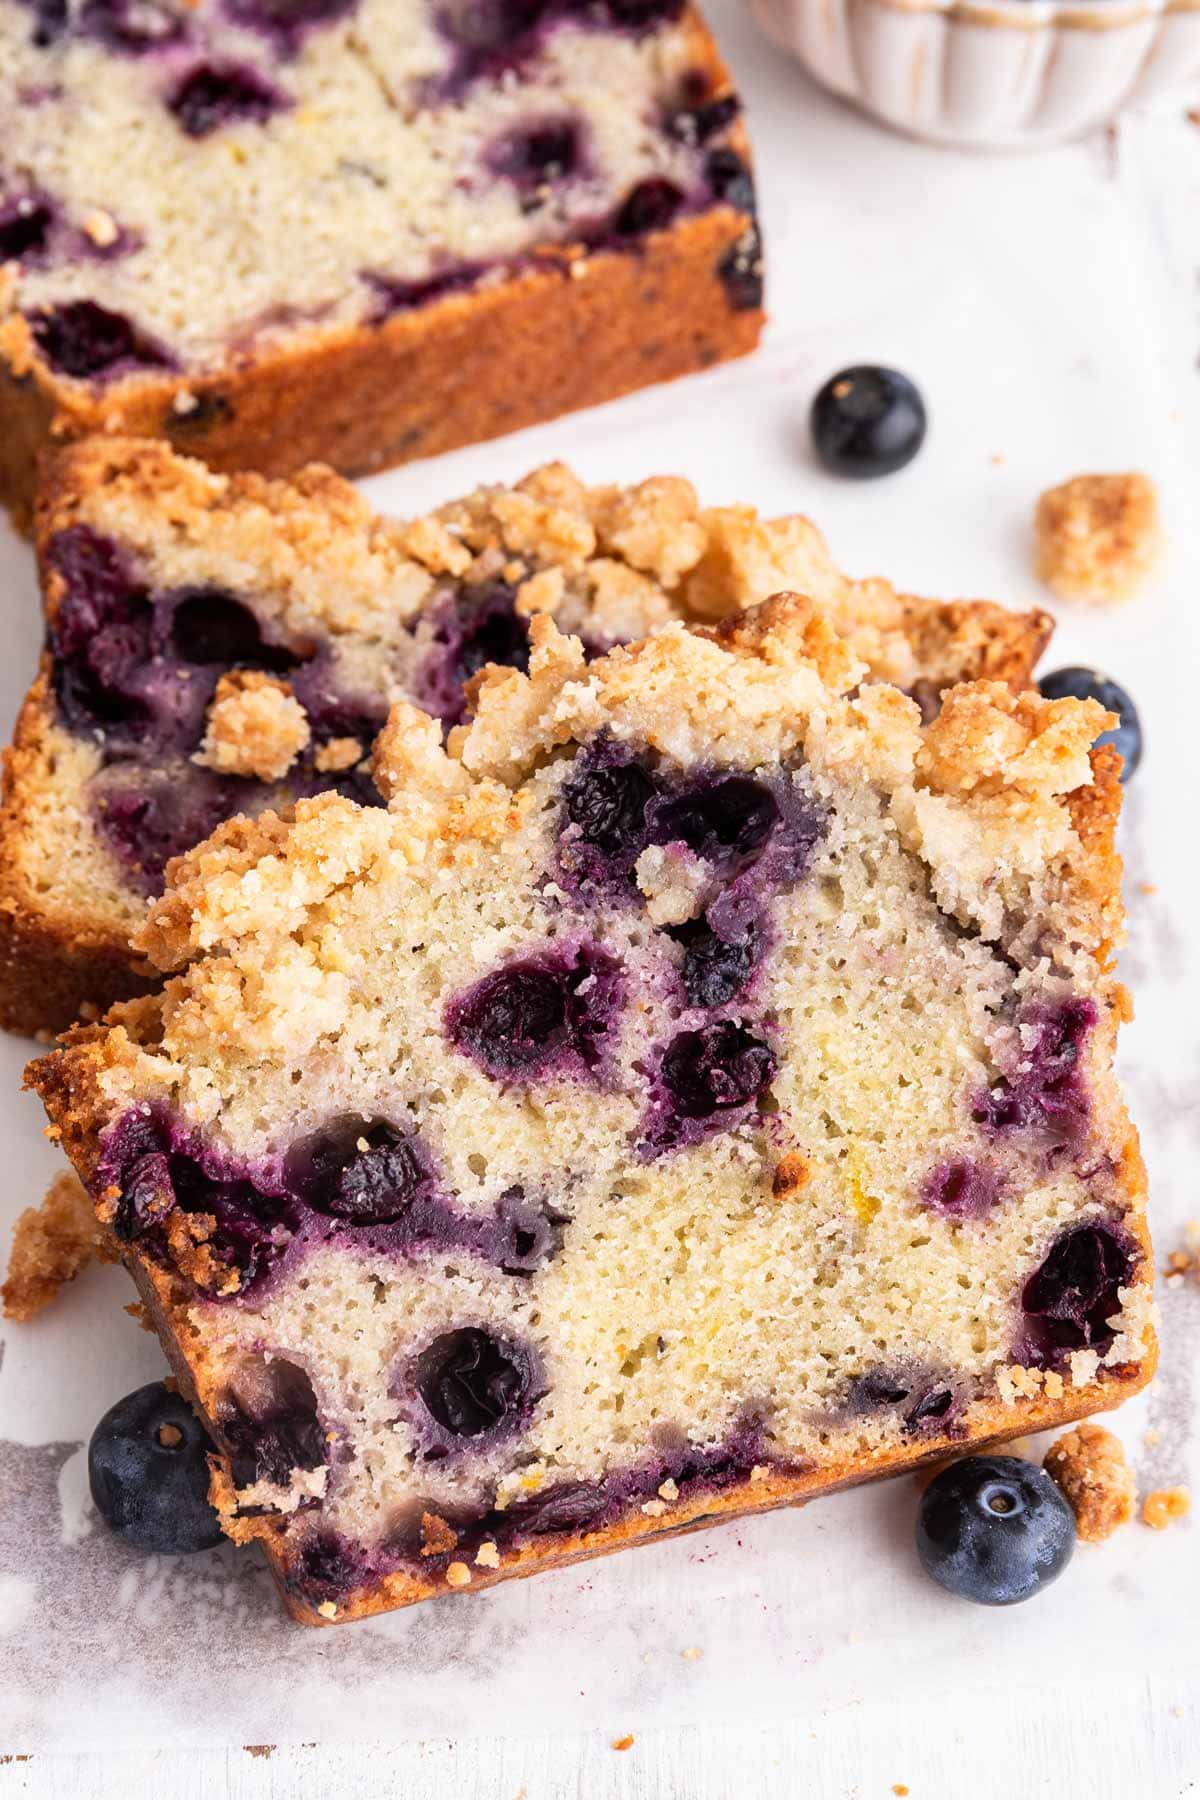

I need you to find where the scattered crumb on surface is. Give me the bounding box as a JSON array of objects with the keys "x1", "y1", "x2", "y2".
[
  {"x1": 683, "y1": 1646, "x2": 703, "y2": 1661},
  {"x1": 1044, "y1": 1423, "x2": 1135, "y2": 1542},
  {"x1": 1034, "y1": 472, "x2": 1162, "y2": 603},
  {"x1": 124, "y1": 1300, "x2": 156, "y2": 1333},
  {"x1": 2, "y1": 1171, "x2": 107, "y2": 1321},
  {"x1": 893, "y1": 1786, "x2": 910, "y2": 1797},
  {"x1": 1141, "y1": 1488, "x2": 1191, "y2": 1531},
  {"x1": 611, "y1": 1735, "x2": 635, "y2": 1752},
  {"x1": 1139, "y1": 882, "x2": 1157, "y2": 896},
  {"x1": 243, "y1": 1746, "x2": 274, "y2": 1760},
  {"x1": 1144, "y1": 1429, "x2": 1162, "y2": 1449}
]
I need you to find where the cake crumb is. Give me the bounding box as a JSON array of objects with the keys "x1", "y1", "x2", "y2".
[
  {"x1": 640, "y1": 1498, "x2": 667, "y2": 1517},
  {"x1": 657, "y1": 1478, "x2": 679, "y2": 1501},
  {"x1": 475, "y1": 1541, "x2": 500, "y2": 1569},
  {"x1": 611, "y1": 1735, "x2": 635, "y2": 1752},
  {"x1": 81, "y1": 208, "x2": 119, "y2": 248},
  {"x1": 445, "y1": 1561, "x2": 472, "y2": 1587},
  {"x1": 419, "y1": 1512, "x2": 458, "y2": 1557},
  {"x1": 317, "y1": 1601, "x2": 338, "y2": 1620},
  {"x1": 1034, "y1": 472, "x2": 1161, "y2": 603},
  {"x1": 1044, "y1": 1422, "x2": 1135, "y2": 1542},
  {"x1": 682, "y1": 1646, "x2": 703, "y2": 1661},
  {"x1": 196, "y1": 671, "x2": 310, "y2": 782},
  {"x1": 243, "y1": 1746, "x2": 274, "y2": 1760},
  {"x1": 1141, "y1": 1487, "x2": 1191, "y2": 1531},
  {"x1": 2, "y1": 1171, "x2": 107, "y2": 1321},
  {"x1": 313, "y1": 736, "x2": 364, "y2": 774},
  {"x1": 893, "y1": 1787, "x2": 910, "y2": 1797}
]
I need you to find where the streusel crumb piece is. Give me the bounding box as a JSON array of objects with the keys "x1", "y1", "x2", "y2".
[
  {"x1": 196, "y1": 672, "x2": 311, "y2": 782},
  {"x1": 1034, "y1": 473, "x2": 1162, "y2": 603},
  {"x1": 1141, "y1": 1487, "x2": 1191, "y2": 1531},
  {"x1": 2, "y1": 1171, "x2": 107, "y2": 1321},
  {"x1": 1043, "y1": 1422, "x2": 1135, "y2": 1542}
]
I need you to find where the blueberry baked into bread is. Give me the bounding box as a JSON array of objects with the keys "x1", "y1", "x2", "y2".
[
  {"x1": 0, "y1": 438, "x2": 1052, "y2": 1035},
  {"x1": 0, "y1": 0, "x2": 762, "y2": 526},
  {"x1": 29, "y1": 595, "x2": 1153, "y2": 1623}
]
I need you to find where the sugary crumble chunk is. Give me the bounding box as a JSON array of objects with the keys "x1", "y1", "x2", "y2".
[
  {"x1": 1141, "y1": 1487, "x2": 1191, "y2": 1531},
  {"x1": 2, "y1": 1170, "x2": 106, "y2": 1321},
  {"x1": 1034, "y1": 473, "x2": 1162, "y2": 604},
  {"x1": 1043, "y1": 1421, "x2": 1135, "y2": 1542},
  {"x1": 196, "y1": 671, "x2": 311, "y2": 782},
  {"x1": 444, "y1": 1560, "x2": 473, "y2": 1587}
]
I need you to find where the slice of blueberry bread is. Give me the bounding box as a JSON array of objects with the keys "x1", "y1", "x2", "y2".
[
  {"x1": 0, "y1": 0, "x2": 763, "y2": 526},
  {"x1": 28, "y1": 596, "x2": 1152, "y2": 1624},
  {"x1": 0, "y1": 438, "x2": 1052, "y2": 1036}
]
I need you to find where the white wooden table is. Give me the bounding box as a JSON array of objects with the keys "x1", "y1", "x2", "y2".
[{"x1": 2, "y1": 33, "x2": 1198, "y2": 1800}]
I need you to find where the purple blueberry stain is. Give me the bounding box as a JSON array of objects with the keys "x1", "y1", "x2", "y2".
[
  {"x1": 29, "y1": 300, "x2": 175, "y2": 382},
  {"x1": 223, "y1": 0, "x2": 358, "y2": 54},
  {"x1": 291, "y1": 1531, "x2": 364, "y2": 1606},
  {"x1": 666, "y1": 90, "x2": 740, "y2": 146},
  {"x1": 1019, "y1": 1222, "x2": 1137, "y2": 1364},
  {"x1": 669, "y1": 912, "x2": 762, "y2": 1010},
  {"x1": 168, "y1": 62, "x2": 288, "y2": 138},
  {"x1": 0, "y1": 192, "x2": 54, "y2": 265},
  {"x1": 407, "y1": 1326, "x2": 543, "y2": 1455},
  {"x1": 80, "y1": 0, "x2": 188, "y2": 53},
  {"x1": 414, "y1": 582, "x2": 531, "y2": 728},
  {"x1": 972, "y1": 998, "x2": 1098, "y2": 1145},
  {"x1": 446, "y1": 943, "x2": 625, "y2": 1084},
  {"x1": 284, "y1": 1119, "x2": 436, "y2": 1226},
  {"x1": 612, "y1": 177, "x2": 683, "y2": 239},
  {"x1": 18, "y1": 0, "x2": 68, "y2": 46},
  {"x1": 845, "y1": 1367, "x2": 962, "y2": 1437},
  {"x1": 432, "y1": 0, "x2": 683, "y2": 95},
  {"x1": 642, "y1": 1019, "x2": 776, "y2": 1154},
  {"x1": 921, "y1": 1158, "x2": 1002, "y2": 1222},
  {"x1": 91, "y1": 765, "x2": 247, "y2": 896},
  {"x1": 489, "y1": 119, "x2": 582, "y2": 202},
  {"x1": 221, "y1": 1359, "x2": 328, "y2": 1494}
]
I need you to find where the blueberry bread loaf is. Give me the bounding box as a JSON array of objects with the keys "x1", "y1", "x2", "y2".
[
  {"x1": 28, "y1": 596, "x2": 1153, "y2": 1623},
  {"x1": 0, "y1": 0, "x2": 762, "y2": 527},
  {"x1": 0, "y1": 439, "x2": 1052, "y2": 1036}
]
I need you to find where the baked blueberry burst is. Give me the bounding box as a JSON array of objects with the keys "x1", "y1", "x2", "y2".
[{"x1": 31, "y1": 587, "x2": 1153, "y2": 1621}]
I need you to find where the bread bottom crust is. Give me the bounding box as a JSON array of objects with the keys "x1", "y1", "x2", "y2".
[{"x1": 0, "y1": 210, "x2": 762, "y2": 534}]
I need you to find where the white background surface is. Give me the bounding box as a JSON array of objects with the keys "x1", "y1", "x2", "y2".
[{"x1": 1, "y1": 13, "x2": 1199, "y2": 1796}]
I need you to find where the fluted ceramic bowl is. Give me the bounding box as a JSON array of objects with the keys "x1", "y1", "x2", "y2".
[{"x1": 747, "y1": 0, "x2": 1200, "y2": 148}]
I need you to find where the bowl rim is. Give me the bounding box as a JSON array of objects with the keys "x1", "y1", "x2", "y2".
[{"x1": 795, "y1": 0, "x2": 1200, "y2": 26}]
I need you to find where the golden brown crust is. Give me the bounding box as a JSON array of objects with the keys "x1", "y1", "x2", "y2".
[
  {"x1": 0, "y1": 205, "x2": 761, "y2": 534},
  {"x1": 0, "y1": 671, "x2": 158, "y2": 1037}
]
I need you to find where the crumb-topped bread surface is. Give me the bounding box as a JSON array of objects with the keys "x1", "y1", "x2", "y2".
[
  {"x1": 0, "y1": 438, "x2": 1052, "y2": 1036},
  {"x1": 29, "y1": 594, "x2": 1152, "y2": 1624},
  {"x1": 0, "y1": 0, "x2": 762, "y2": 522}
]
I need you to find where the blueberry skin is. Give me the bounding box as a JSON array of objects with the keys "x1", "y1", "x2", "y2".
[
  {"x1": 1037, "y1": 667, "x2": 1142, "y2": 783},
  {"x1": 810, "y1": 365, "x2": 927, "y2": 479},
  {"x1": 916, "y1": 1455, "x2": 1075, "y2": 1606},
  {"x1": 89, "y1": 1381, "x2": 224, "y2": 1554}
]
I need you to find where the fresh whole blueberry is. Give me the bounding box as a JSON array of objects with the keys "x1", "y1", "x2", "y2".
[
  {"x1": 916, "y1": 1454, "x2": 1075, "y2": 1605},
  {"x1": 412, "y1": 1327, "x2": 539, "y2": 1439},
  {"x1": 811, "y1": 365, "x2": 927, "y2": 480},
  {"x1": 89, "y1": 1381, "x2": 224, "y2": 1554},
  {"x1": 1037, "y1": 668, "x2": 1142, "y2": 783},
  {"x1": 169, "y1": 63, "x2": 286, "y2": 138},
  {"x1": 660, "y1": 1020, "x2": 776, "y2": 1118},
  {"x1": 285, "y1": 1118, "x2": 432, "y2": 1225},
  {"x1": 30, "y1": 300, "x2": 172, "y2": 380},
  {"x1": 613, "y1": 178, "x2": 683, "y2": 238}
]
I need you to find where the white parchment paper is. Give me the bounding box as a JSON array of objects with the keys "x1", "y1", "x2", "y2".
[{"x1": 1, "y1": 11, "x2": 1197, "y2": 1751}]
